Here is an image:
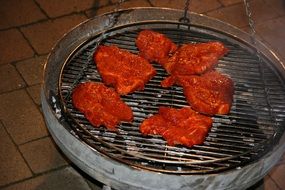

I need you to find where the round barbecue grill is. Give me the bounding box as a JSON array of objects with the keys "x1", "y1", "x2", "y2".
[{"x1": 41, "y1": 7, "x2": 285, "y2": 190}]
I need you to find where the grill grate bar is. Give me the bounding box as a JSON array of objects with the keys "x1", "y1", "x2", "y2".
[{"x1": 58, "y1": 23, "x2": 285, "y2": 174}]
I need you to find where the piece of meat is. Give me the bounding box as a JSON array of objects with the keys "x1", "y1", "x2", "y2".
[
  {"x1": 162, "y1": 71, "x2": 234, "y2": 115},
  {"x1": 94, "y1": 45, "x2": 156, "y2": 95},
  {"x1": 162, "y1": 42, "x2": 228, "y2": 75},
  {"x1": 72, "y1": 82, "x2": 133, "y2": 130},
  {"x1": 136, "y1": 30, "x2": 177, "y2": 64},
  {"x1": 140, "y1": 107, "x2": 213, "y2": 147}
]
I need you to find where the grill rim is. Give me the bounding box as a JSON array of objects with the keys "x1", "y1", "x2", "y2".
[
  {"x1": 42, "y1": 7, "x2": 285, "y2": 188},
  {"x1": 57, "y1": 20, "x2": 284, "y2": 173}
]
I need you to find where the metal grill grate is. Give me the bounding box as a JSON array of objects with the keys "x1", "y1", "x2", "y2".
[{"x1": 58, "y1": 22, "x2": 285, "y2": 174}]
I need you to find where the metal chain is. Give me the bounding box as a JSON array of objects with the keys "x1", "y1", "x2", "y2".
[
  {"x1": 115, "y1": 0, "x2": 125, "y2": 11},
  {"x1": 243, "y1": 0, "x2": 261, "y2": 59},
  {"x1": 243, "y1": 0, "x2": 279, "y2": 135},
  {"x1": 179, "y1": 0, "x2": 191, "y2": 23},
  {"x1": 174, "y1": 0, "x2": 191, "y2": 106}
]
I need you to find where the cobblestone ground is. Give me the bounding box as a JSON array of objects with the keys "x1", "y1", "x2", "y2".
[{"x1": 0, "y1": 0, "x2": 285, "y2": 189}]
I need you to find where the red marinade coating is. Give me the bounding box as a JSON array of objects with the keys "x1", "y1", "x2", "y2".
[
  {"x1": 140, "y1": 106, "x2": 213, "y2": 147},
  {"x1": 94, "y1": 45, "x2": 156, "y2": 95},
  {"x1": 136, "y1": 30, "x2": 177, "y2": 64},
  {"x1": 72, "y1": 82, "x2": 133, "y2": 130},
  {"x1": 162, "y1": 71, "x2": 234, "y2": 115},
  {"x1": 163, "y1": 42, "x2": 228, "y2": 75}
]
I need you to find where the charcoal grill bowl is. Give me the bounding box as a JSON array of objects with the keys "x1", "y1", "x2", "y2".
[{"x1": 41, "y1": 8, "x2": 285, "y2": 190}]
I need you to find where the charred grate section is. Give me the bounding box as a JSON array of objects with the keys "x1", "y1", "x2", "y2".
[{"x1": 58, "y1": 22, "x2": 285, "y2": 174}]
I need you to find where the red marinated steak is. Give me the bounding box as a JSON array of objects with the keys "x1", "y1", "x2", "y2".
[
  {"x1": 140, "y1": 106, "x2": 213, "y2": 147},
  {"x1": 162, "y1": 71, "x2": 234, "y2": 115},
  {"x1": 162, "y1": 42, "x2": 228, "y2": 75},
  {"x1": 72, "y1": 82, "x2": 133, "y2": 130},
  {"x1": 136, "y1": 30, "x2": 177, "y2": 65},
  {"x1": 94, "y1": 45, "x2": 156, "y2": 95}
]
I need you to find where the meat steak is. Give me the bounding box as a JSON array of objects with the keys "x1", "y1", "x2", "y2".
[
  {"x1": 140, "y1": 106, "x2": 213, "y2": 147},
  {"x1": 162, "y1": 71, "x2": 234, "y2": 115},
  {"x1": 94, "y1": 45, "x2": 156, "y2": 95},
  {"x1": 72, "y1": 82, "x2": 133, "y2": 130},
  {"x1": 136, "y1": 30, "x2": 177, "y2": 64},
  {"x1": 163, "y1": 42, "x2": 228, "y2": 75}
]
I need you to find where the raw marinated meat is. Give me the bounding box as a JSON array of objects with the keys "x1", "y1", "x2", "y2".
[
  {"x1": 94, "y1": 45, "x2": 156, "y2": 95},
  {"x1": 72, "y1": 82, "x2": 133, "y2": 130},
  {"x1": 136, "y1": 30, "x2": 177, "y2": 64},
  {"x1": 162, "y1": 42, "x2": 228, "y2": 75},
  {"x1": 140, "y1": 107, "x2": 213, "y2": 147},
  {"x1": 162, "y1": 71, "x2": 234, "y2": 115}
]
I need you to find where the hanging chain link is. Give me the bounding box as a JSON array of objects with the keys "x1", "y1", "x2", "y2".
[
  {"x1": 243, "y1": 0, "x2": 261, "y2": 59},
  {"x1": 243, "y1": 0, "x2": 278, "y2": 133},
  {"x1": 179, "y1": 0, "x2": 191, "y2": 23},
  {"x1": 115, "y1": 0, "x2": 125, "y2": 11}
]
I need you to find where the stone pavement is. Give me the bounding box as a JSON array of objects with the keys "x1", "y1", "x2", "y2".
[{"x1": 0, "y1": 0, "x2": 285, "y2": 189}]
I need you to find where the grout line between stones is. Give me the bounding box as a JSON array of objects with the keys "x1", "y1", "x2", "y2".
[
  {"x1": 267, "y1": 175, "x2": 283, "y2": 190},
  {"x1": 0, "y1": 18, "x2": 47, "y2": 32},
  {"x1": 32, "y1": 0, "x2": 50, "y2": 19},
  {"x1": 18, "y1": 134, "x2": 51, "y2": 147},
  {"x1": 0, "y1": 120, "x2": 35, "y2": 177},
  {"x1": 17, "y1": 27, "x2": 38, "y2": 56},
  {"x1": 0, "y1": 86, "x2": 27, "y2": 96},
  {"x1": 146, "y1": 0, "x2": 155, "y2": 7},
  {"x1": 0, "y1": 11, "x2": 87, "y2": 33},
  {"x1": 13, "y1": 64, "x2": 30, "y2": 87}
]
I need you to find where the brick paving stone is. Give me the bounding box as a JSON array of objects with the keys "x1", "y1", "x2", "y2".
[
  {"x1": 86, "y1": 4, "x2": 116, "y2": 17},
  {"x1": 0, "y1": 90, "x2": 48, "y2": 145},
  {"x1": 150, "y1": 0, "x2": 221, "y2": 13},
  {"x1": 0, "y1": 0, "x2": 46, "y2": 30},
  {"x1": 15, "y1": 55, "x2": 46, "y2": 86},
  {"x1": 118, "y1": 0, "x2": 151, "y2": 8},
  {"x1": 21, "y1": 14, "x2": 87, "y2": 55},
  {"x1": 26, "y1": 84, "x2": 42, "y2": 106},
  {"x1": 263, "y1": 176, "x2": 281, "y2": 190},
  {"x1": 86, "y1": 0, "x2": 151, "y2": 17},
  {"x1": 248, "y1": 0, "x2": 280, "y2": 24},
  {"x1": 206, "y1": 3, "x2": 249, "y2": 28},
  {"x1": 0, "y1": 64, "x2": 26, "y2": 94},
  {"x1": 269, "y1": 163, "x2": 285, "y2": 190},
  {"x1": 0, "y1": 29, "x2": 34, "y2": 65},
  {"x1": 19, "y1": 137, "x2": 68, "y2": 174},
  {"x1": 87, "y1": 0, "x2": 220, "y2": 18},
  {"x1": 255, "y1": 16, "x2": 285, "y2": 61},
  {"x1": 0, "y1": 122, "x2": 32, "y2": 187},
  {"x1": 219, "y1": 0, "x2": 243, "y2": 6},
  {"x1": 189, "y1": 0, "x2": 221, "y2": 13},
  {"x1": 2, "y1": 167, "x2": 92, "y2": 190},
  {"x1": 149, "y1": 0, "x2": 189, "y2": 8},
  {"x1": 35, "y1": 0, "x2": 107, "y2": 18},
  {"x1": 208, "y1": 0, "x2": 279, "y2": 28},
  {"x1": 264, "y1": 0, "x2": 285, "y2": 16}
]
